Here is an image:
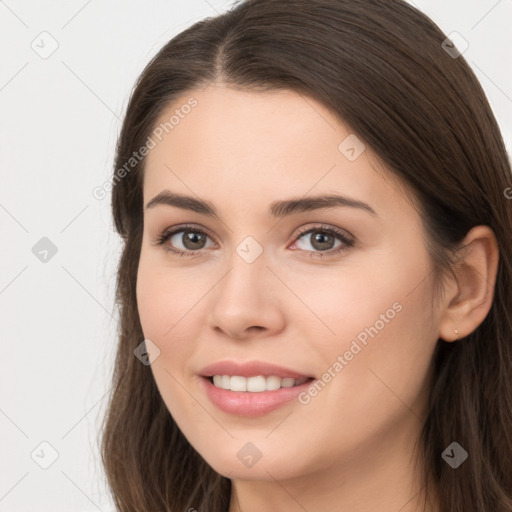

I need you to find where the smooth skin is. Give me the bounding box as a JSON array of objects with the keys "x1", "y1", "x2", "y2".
[{"x1": 136, "y1": 84, "x2": 499, "y2": 512}]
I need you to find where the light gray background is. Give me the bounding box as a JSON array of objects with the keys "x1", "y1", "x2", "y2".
[{"x1": 1, "y1": 1, "x2": 510, "y2": 511}]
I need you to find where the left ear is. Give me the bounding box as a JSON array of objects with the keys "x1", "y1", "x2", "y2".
[{"x1": 438, "y1": 225, "x2": 499, "y2": 342}]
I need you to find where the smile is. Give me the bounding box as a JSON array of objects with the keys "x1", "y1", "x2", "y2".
[
  {"x1": 200, "y1": 375, "x2": 315, "y2": 417},
  {"x1": 211, "y1": 375, "x2": 310, "y2": 392}
]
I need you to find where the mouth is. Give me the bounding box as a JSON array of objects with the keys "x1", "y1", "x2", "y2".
[
  {"x1": 206, "y1": 374, "x2": 314, "y2": 392},
  {"x1": 199, "y1": 375, "x2": 316, "y2": 417}
]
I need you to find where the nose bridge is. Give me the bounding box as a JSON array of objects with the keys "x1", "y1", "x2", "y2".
[
  {"x1": 234, "y1": 233, "x2": 265, "y2": 266},
  {"x1": 207, "y1": 234, "x2": 281, "y2": 336},
  {"x1": 221, "y1": 236, "x2": 268, "y2": 298}
]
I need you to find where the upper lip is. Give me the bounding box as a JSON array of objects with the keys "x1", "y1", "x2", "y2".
[{"x1": 199, "y1": 360, "x2": 312, "y2": 379}]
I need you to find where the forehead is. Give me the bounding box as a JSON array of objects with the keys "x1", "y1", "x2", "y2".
[{"x1": 142, "y1": 84, "x2": 411, "y2": 219}]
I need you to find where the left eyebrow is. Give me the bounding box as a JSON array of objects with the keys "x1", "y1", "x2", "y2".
[
  {"x1": 145, "y1": 191, "x2": 378, "y2": 218},
  {"x1": 269, "y1": 194, "x2": 378, "y2": 218}
]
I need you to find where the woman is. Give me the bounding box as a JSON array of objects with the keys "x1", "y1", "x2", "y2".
[{"x1": 99, "y1": 1, "x2": 512, "y2": 510}]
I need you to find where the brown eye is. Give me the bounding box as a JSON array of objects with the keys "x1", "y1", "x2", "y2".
[
  {"x1": 291, "y1": 225, "x2": 354, "y2": 257},
  {"x1": 308, "y1": 231, "x2": 336, "y2": 251},
  {"x1": 177, "y1": 230, "x2": 208, "y2": 250},
  {"x1": 154, "y1": 225, "x2": 215, "y2": 256}
]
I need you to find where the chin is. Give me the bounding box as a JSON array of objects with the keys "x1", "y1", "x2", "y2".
[{"x1": 198, "y1": 444, "x2": 310, "y2": 481}]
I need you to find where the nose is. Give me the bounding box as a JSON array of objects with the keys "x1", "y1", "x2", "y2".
[{"x1": 207, "y1": 254, "x2": 285, "y2": 341}]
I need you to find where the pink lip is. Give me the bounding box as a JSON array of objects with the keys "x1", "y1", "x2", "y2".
[
  {"x1": 199, "y1": 360, "x2": 312, "y2": 379},
  {"x1": 199, "y1": 376, "x2": 315, "y2": 417}
]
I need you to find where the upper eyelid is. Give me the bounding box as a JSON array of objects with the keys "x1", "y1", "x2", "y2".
[
  {"x1": 294, "y1": 224, "x2": 353, "y2": 240},
  {"x1": 163, "y1": 223, "x2": 216, "y2": 243}
]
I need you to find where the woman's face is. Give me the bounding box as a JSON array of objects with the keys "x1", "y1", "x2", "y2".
[{"x1": 136, "y1": 84, "x2": 442, "y2": 481}]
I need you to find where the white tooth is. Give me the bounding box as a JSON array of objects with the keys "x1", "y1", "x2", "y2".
[
  {"x1": 211, "y1": 375, "x2": 308, "y2": 391},
  {"x1": 266, "y1": 375, "x2": 282, "y2": 390},
  {"x1": 247, "y1": 376, "x2": 267, "y2": 392},
  {"x1": 281, "y1": 378, "x2": 295, "y2": 388},
  {"x1": 230, "y1": 375, "x2": 247, "y2": 391}
]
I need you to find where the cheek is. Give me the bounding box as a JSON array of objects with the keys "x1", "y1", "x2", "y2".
[
  {"x1": 136, "y1": 257, "x2": 206, "y2": 424},
  {"x1": 278, "y1": 256, "x2": 412, "y2": 357},
  {"x1": 136, "y1": 257, "x2": 194, "y2": 377},
  {"x1": 136, "y1": 258, "x2": 166, "y2": 339},
  {"x1": 136, "y1": 253, "x2": 206, "y2": 340},
  {"x1": 303, "y1": 260, "x2": 436, "y2": 433},
  {"x1": 290, "y1": 244, "x2": 436, "y2": 397}
]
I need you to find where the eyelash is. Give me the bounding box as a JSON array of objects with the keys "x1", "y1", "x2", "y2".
[{"x1": 152, "y1": 223, "x2": 354, "y2": 259}]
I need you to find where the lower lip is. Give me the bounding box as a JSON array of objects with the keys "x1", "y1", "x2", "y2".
[{"x1": 199, "y1": 376, "x2": 315, "y2": 417}]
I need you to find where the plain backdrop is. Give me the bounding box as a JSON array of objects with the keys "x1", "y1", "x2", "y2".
[{"x1": 1, "y1": 1, "x2": 511, "y2": 511}]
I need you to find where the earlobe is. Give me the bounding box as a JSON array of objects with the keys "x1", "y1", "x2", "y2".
[{"x1": 438, "y1": 225, "x2": 499, "y2": 342}]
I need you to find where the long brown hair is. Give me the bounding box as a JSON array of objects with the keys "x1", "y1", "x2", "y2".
[{"x1": 99, "y1": 1, "x2": 512, "y2": 510}]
